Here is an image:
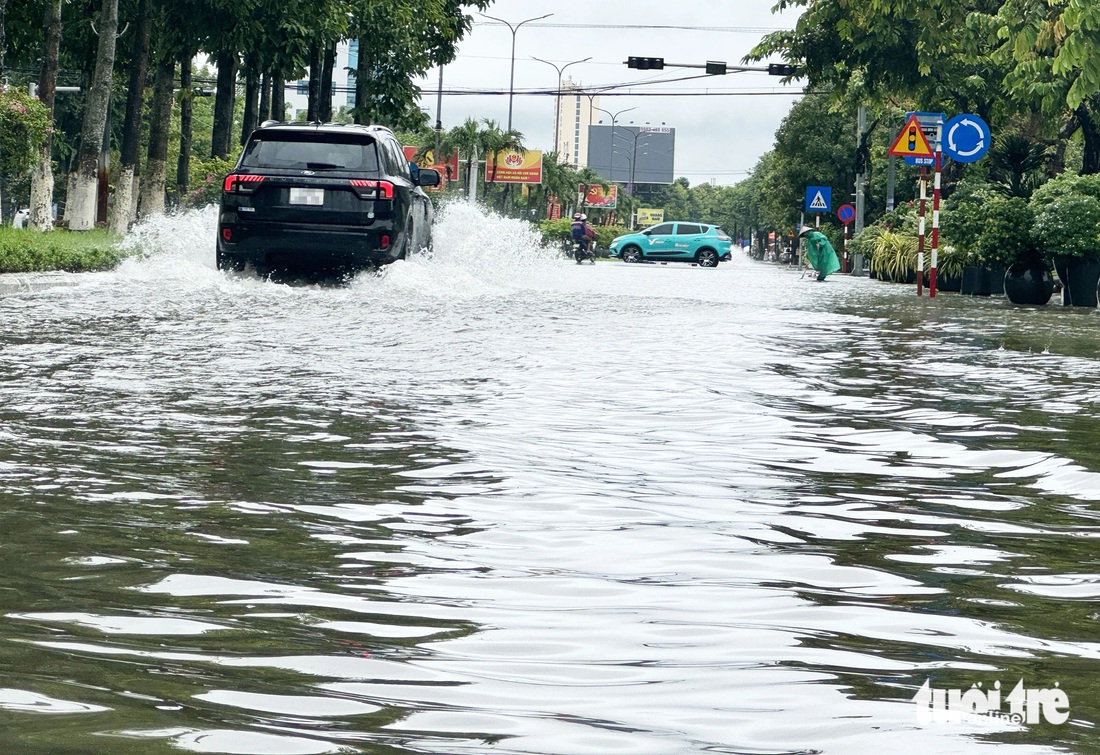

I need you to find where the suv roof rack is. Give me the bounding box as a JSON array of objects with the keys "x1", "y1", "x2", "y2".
[{"x1": 256, "y1": 120, "x2": 394, "y2": 132}]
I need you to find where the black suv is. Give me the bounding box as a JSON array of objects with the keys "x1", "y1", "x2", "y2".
[{"x1": 217, "y1": 122, "x2": 439, "y2": 275}]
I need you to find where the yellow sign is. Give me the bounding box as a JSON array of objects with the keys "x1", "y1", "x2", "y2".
[
  {"x1": 636, "y1": 208, "x2": 664, "y2": 226},
  {"x1": 888, "y1": 115, "x2": 935, "y2": 158},
  {"x1": 485, "y1": 150, "x2": 543, "y2": 184}
]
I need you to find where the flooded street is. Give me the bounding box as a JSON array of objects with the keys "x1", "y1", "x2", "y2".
[{"x1": 2, "y1": 203, "x2": 1100, "y2": 754}]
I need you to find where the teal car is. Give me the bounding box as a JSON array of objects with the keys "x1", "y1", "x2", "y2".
[{"x1": 608, "y1": 222, "x2": 734, "y2": 267}]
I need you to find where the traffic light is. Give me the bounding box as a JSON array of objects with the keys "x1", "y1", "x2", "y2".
[
  {"x1": 705, "y1": 61, "x2": 727, "y2": 76},
  {"x1": 767, "y1": 63, "x2": 795, "y2": 76},
  {"x1": 627, "y1": 56, "x2": 665, "y2": 70}
]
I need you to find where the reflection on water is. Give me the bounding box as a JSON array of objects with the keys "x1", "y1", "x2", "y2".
[{"x1": 1, "y1": 203, "x2": 1099, "y2": 753}]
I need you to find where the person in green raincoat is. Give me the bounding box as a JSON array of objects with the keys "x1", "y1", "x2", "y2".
[{"x1": 799, "y1": 227, "x2": 841, "y2": 281}]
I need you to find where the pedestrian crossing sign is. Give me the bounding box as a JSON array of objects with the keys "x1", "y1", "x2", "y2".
[
  {"x1": 805, "y1": 186, "x2": 831, "y2": 213},
  {"x1": 888, "y1": 114, "x2": 935, "y2": 158}
]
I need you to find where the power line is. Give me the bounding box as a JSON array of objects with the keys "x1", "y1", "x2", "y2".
[{"x1": 474, "y1": 21, "x2": 786, "y2": 33}]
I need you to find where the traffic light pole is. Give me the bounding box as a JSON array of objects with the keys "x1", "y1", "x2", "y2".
[{"x1": 626, "y1": 57, "x2": 796, "y2": 77}]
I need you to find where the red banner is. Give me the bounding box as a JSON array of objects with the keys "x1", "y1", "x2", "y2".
[{"x1": 402, "y1": 146, "x2": 459, "y2": 183}]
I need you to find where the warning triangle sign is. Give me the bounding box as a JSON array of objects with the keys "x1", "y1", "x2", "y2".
[
  {"x1": 809, "y1": 191, "x2": 828, "y2": 211},
  {"x1": 888, "y1": 115, "x2": 935, "y2": 158}
]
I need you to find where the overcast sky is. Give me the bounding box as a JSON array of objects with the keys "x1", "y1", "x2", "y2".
[{"x1": 414, "y1": 0, "x2": 804, "y2": 187}]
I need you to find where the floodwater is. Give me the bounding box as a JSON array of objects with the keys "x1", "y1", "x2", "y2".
[{"x1": 1, "y1": 204, "x2": 1100, "y2": 755}]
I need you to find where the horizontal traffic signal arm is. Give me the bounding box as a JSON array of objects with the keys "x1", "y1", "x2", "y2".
[{"x1": 626, "y1": 57, "x2": 797, "y2": 76}]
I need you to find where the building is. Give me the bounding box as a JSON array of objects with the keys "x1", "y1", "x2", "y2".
[
  {"x1": 284, "y1": 42, "x2": 356, "y2": 120},
  {"x1": 554, "y1": 79, "x2": 599, "y2": 168}
]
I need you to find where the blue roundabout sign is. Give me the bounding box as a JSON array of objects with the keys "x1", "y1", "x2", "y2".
[{"x1": 944, "y1": 114, "x2": 991, "y2": 163}]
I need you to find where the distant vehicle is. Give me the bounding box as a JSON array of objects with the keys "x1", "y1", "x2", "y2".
[
  {"x1": 608, "y1": 222, "x2": 733, "y2": 267},
  {"x1": 217, "y1": 121, "x2": 439, "y2": 277}
]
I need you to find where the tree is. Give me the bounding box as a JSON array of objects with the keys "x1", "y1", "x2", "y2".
[
  {"x1": 28, "y1": 0, "x2": 62, "y2": 230},
  {"x1": 66, "y1": 0, "x2": 119, "y2": 230},
  {"x1": 440, "y1": 117, "x2": 482, "y2": 196},
  {"x1": 995, "y1": 0, "x2": 1100, "y2": 173},
  {"x1": 109, "y1": 0, "x2": 152, "y2": 235},
  {"x1": 349, "y1": 0, "x2": 490, "y2": 129}
]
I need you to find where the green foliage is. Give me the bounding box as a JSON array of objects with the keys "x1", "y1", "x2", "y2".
[
  {"x1": 0, "y1": 86, "x2": 52, "y2": 177},
  {"x1": 0, "y1": 227, "x2": 127, "y2": 273},
  {"x1": 988, "y1": 133, "x2": 1049, "y2": 198},
  {"x1": 538, "y1": 218, "x2": 628, "y2": 252},
  {"x1": 1029, "y1": 171, "x2": 1100, "y2": 207},
  {"x1": 972, "y1": 195, "x2": 1038, "y2": 269},
  {"x1": 942, "y1": 180, "x2": 996, "y2": 256},
  {"x1": 869, "y1": 230, "x2": 918, "y2": 281},
  {"x1": 936, "y1": 245, "x2": 969, "y2": 279},
  {"x1": 185, "y1": 155, "x2": 238, "y2": 207},
  {"x1": 1033, "y1": 194, "x2": 1100, "y2": 261}
]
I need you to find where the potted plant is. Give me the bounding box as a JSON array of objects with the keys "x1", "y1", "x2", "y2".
[
  {"x1": 870, "y1": 230, "x2": 917, "y2": 283},
  {"x1": 931, "y1": 245, "x2": 967, "y2": 292},
  {"x1": 942, "y1": 182, "x2": 1008, "y2": 296},
  {"x1": 1032, "y1": 189, "x2": 1100, "y2": 307},
  {"x1": 971, "y1": 195, "x2": 1052, "y2": 304}
]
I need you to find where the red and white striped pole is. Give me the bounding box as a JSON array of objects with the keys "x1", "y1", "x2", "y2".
[
  {"x1": 917, "y1": 167, "x2": 927, "y2": 296},
  {"x1": 930, "y1": 131, "x2": 943, "y2": 298}
]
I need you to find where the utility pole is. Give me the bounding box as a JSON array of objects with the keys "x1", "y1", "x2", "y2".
[
  {"x1": 886, "y1": 128, "x2": 897, "y2": 212},
  {"x1": 434, "y1": 65, "x2": 443, "y2": 162},
  {"x1": 854, "y1": 106, "x2": 867, "y2": 236}
]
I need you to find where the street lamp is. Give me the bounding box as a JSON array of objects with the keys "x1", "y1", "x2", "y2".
[
  {"x1": 532, "y1": 56, "x2": 591, "y2": 155},
  {"x1": 593, "y1": 105, "x2": 637, "y2": 181},
  {"x1": 625, "y1": 129, "x2": 653, "y2": 194},
  {"x1": 479, "y1": 12, "x2": 552, "y2": 130}
]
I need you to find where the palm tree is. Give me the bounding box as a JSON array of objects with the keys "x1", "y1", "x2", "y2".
[
  {"x1": 989, "y1": 133, "x2": 1049, "y2": 198},
  {"x1": 440, "y1": 118, "x2": 482, "y2": 196},
  {"x1": 479, "y1": 118, "x2": 525, "y2": 211}
]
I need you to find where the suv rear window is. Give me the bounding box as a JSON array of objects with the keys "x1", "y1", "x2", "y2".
[{"x1": 240, "y1": 132, "x2": 381, "y2": 173}]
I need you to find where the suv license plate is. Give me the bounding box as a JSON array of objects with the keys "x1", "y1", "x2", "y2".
[{"x1": 289, "y1": 187, "x2": 324, "y2": 206}]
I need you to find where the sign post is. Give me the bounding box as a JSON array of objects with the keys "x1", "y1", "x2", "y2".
[
  {"x1": 889, "y1": 114, "x2": 940, "y2": 296},
  {"x1": 837, "y1": 203, "x2": 855, "y2": 273}
]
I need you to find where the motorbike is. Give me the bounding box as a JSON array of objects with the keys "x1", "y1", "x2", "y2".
[{"x1": 572, "y1": 239, "x2": 597, "y2": 265}]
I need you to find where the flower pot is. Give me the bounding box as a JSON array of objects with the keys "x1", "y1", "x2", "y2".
[
  {"x1": 961, "y1": 266, "x2": 1005, "y2": 296},
  {"x1": 1052, "y1": 255, "x2": 1100, "y2": 307},
  {"x1": 1003, "y1": 265, "x2": 1054, "y2": 305},
  {"x1": 935, "y1": 273, "x2": 962, "y2": 292}
]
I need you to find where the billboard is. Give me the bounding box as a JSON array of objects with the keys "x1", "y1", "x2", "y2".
[
  {"x1": 636, "y1": 208, "x2": 664, "y2": 226},
  {"x1": 485, "y1": 150, "x2": 543, "y2": 184},
  {"x1": 587, "y1": 125, "x2": 675, "y2": 185},
  {"x1": 580, "y1": 183, "x2": 618, "y2": 209}
]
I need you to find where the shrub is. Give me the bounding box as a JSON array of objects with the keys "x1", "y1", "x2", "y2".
[
  {"x1": 185, "y1": 155, "x2": 237, "y2": 207},
  {"x1": 942, "y1": 186, "x2": 996, "y2": 256},
  {"x1": 869, "y1": 230, "x2": 918, "y2": 281},
  {"x1": 972, "y1": 195, "x2": 1039, "y2": 269},
  {"x1": 1030, "y1": 172, "x2": 1100, "y2": 208},
  {"x1": 1033, "y1": 194, "x2": 1100, "y2": 260},
  {"x1": 0, "y1": 86, "x2": 51, "y2": 177},
  {"x1": 0, "y1": 227, "x2": 126, "y2": 273}
]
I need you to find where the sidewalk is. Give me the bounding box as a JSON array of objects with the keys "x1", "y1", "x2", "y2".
[{"x1": 0, "y1": 271, "x2": 83, "y2": 296}]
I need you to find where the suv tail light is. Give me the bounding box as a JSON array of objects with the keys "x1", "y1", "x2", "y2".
[
  {"x1": 223, "y1": 174, "x2": 265, "y2": 193},
  {"x1": 349, "y1": 179, "x2": 394, "y2": 199}
]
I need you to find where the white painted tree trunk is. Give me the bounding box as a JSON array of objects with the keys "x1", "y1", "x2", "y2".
[
  {"x1": 66, "y1": 166, "x2": 98, "y2": 230},
  {"x1": 109, "y1": 165, "x2": 135, "y2": 235},
  {"x1": 139, "y1": 158, "x2": 166, "y2": 218},
  {"x1": 29, "y1": 147, "x2": 54, "y2": 231}
]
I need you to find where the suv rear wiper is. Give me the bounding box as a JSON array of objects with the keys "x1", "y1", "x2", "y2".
[{"x1": 304, "y1": 162, "x2": 341, "y2": 171}]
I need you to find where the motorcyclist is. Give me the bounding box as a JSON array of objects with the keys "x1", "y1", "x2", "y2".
[{"x1": 571, "y1": 213, "x2": 596, "y2": 260}]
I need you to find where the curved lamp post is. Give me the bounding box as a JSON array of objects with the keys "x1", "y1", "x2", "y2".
[
  {"x1": 479, "y1": 12, "x2": 552, "y2": 130},
  {"x1": 532, "y1": 56, "x2": 591, "y2": 155},
  {"x1": 593, "y1": 105, "x2": 637, "y2": 181}
]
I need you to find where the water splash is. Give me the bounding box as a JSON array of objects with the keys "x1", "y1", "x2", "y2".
[{"x1": 113, "y1": 200, "x2": 563, "y2": 297}]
